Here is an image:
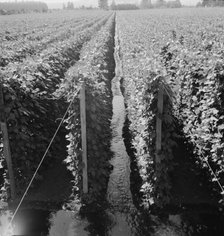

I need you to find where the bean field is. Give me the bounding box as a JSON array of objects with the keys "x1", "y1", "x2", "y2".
[{"x1": 0, "y1": 8, "x2": 224, "y2": 236}]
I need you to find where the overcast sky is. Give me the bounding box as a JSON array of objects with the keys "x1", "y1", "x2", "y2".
[{"x1": 0, "y1": 0, "x2": 199, "y2": 8}]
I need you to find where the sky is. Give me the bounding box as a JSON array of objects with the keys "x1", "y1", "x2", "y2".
[{"x1": 0, "y1": 0, "x2": 199, "y2": 9}]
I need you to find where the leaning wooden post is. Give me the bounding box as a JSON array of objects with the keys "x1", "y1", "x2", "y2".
[
  {"x1": 155, "y1": 84, "x2": 164, "y2": 164},
  {"x1": 80, "y1": 82, "x2": 88, "y2": 194},
  {"x1": 0, "y1": 82, "x2": 16, "y2": 200}
]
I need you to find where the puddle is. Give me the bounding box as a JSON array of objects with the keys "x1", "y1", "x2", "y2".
[
  {"x1": 0, "y1": 205, "x2": 223, "y2": 236},
  {"x1": 0, "y1": 208, "x2": 89, "y2": 236}
]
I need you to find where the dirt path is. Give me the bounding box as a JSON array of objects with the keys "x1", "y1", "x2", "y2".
[{"x1": 106, "y1": 18, "x2": 136, "y2": 236}]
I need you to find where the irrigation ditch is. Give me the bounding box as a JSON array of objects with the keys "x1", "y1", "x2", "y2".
[{"x1": 0, "y1": 14, "x2": 224, "y2": 236}]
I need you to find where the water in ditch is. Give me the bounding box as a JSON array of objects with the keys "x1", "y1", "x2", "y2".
[
  {"x1": 106, "y1": 74, "x2": 137, "y2": 236},
  {"x1": 104, "y1": 18, "x2": 138, "y2": 236},
  {"x1": 1, "y1": 205, "x2": 224, "y2": 236},
  {"x1": 0, "y1": 207, "x2": 90, "y2": 236}
]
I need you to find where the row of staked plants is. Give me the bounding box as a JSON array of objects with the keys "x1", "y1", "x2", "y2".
[
  {"x1": 118, "y1": 15, "x2": 177, "y2": 208},
  {"x1": 163, "y1": 35, "x2": 224, "y2": 199},
  {"x1": 117, "y1": 11, "x2": 224, "y2": 208},
  {"x1": 56, "y1": 13, "x2": 115, "y2": 206},
  {"x1": 0, "y1": 14, "x2": 111, "y2": 199}
]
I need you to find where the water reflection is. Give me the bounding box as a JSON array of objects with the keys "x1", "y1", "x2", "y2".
[
  {"x1": 1, "y1": 205, "x2": 224, "y2": 236},
  {"x1": 108, "y1": 212, "x2": 133, "y2": 236},
  {"x1": 0, "y1": 208, "x2": 89, "y2": 236},
  {"x1": 0, "y1": 210, "x2": 13, "y2": 236},
  {"x1": 13, "y1": 209, "x2": 51, "y2": 235},
  {"x1": 49, "y1": 210, "x2": 88, "y2": 236}
]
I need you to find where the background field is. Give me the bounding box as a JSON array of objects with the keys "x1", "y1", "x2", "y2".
[{"x1": 1, "y1": 7, "x2": 224, "y2": 236}]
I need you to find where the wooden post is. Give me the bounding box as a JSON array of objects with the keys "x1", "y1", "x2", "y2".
[
  {"x1": 80, "y1": 83, "x2": 88, "y2": 194},
  {"x1": 155, "y1": 85, "x2": 164, "y2": 164},
  {"x1": 0, "y1": 82, "x2": 16, "y2": 200}
]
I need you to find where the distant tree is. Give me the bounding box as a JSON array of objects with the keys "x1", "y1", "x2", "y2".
[
  {"x1": 115, "y1": 4, "x2": 139, "y2": 10},
  {"x1": 154, "y1": 0, "x2": 165, "y2": 7},
  {"x1": 110, "y1": 0, "x2": 116, "y2": 10},
  {"x1": 166, "y1": 0, "x2": 182, "y2": 8},
  {"x1": 202, "y1": 0, "x2": 224, "y2": 6},
  {"x1": 63, "y1": 3, "x2": 66, "y2": 9},
  {"x1": 157, "y1": 0, "x2": 165, "y2": 4},
  {"x1": 140, "y1": 0, "x2": 152, "y2": 8},
  {"x1": 98, "y1": 0, "x2": 108, "y2": 9},
  {"x1": 66, "y1": 1, "x2": 74, "y2": 10},
  {"x1": 0, "y1": 1, "x2": 48, "y2": 14}
]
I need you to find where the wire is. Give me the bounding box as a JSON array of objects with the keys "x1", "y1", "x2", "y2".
[
  {"x1": 202, "y1": 156, "x2": 224, "y2": 194},
  {"x1": 3, "y1": 90, "x2": 80, "y2": 235}
]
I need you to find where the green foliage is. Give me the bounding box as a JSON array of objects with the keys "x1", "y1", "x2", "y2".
[
  {"x1": 157, "y1": 36, "x2": 224, "y2": 200},
  {"x1": 0, "y1": 13, "x2": 109, "y2": 68},
  {"x1": 65, "y1": 1, "x2": 74, "y2": 10},
  {"x1": 0, "y1": 14, "x2": 111, "y2": 198},
  {"x1": 172, "y1": 43, "x2": 224, "y2": 192},
  {"x1": 122, "y1": 71, "x2": 176, "y2": 207},
  {"x1": 0, "y1": 70, "x2": 66, "y2": 197},
  {"x1": 117, "y1": 8, "x2": 224, "y2": 207},
  {"x1": 114, "y1": 4, "x2": 139, "y2": 10},
  {"x1": 202, "y1": 0, "x2": 224, "y2": 7},
  {"x1": 58, "y1": 14, "x2": 115, "y2": 204},
  {"x1": 118, "y1": 12, "x2": 178, "y2": 207},
  {"x1": 140, "y1": 0, "x2": 152, "y2": 9},
  {"x1": 98, "y1": 0, "x2": 108, "y2": 10}
]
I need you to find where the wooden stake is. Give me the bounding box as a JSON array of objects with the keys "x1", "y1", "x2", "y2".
[
  {"x1": 0, "y1": 82, "x2": 16, "y2": 200},
  {"x1": 156, "y1": 85, "x2": 164, "y2": 164},
  {"x1": 80, "y1": 83, "x2": 88, "y2": 194}
]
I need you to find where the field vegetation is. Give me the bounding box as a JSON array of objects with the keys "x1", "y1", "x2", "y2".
[
  {"x1": 1, "y1": 7, "x2": 224, "y2": 235},
  {"x1": 117, "y1": 7, "x2": 224, "y2": 208},
  {"x1": 0, "y1": 10, "x2": 112, "y2": 200}
]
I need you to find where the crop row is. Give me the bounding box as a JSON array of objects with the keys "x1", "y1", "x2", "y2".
[
  {"x1": 166, "y1": 36, "x2": 224, "y2": 197},
  {"x1": 0, "y1": 13, "x2": 111, "y2": 198},
  {"x1": 117, "y1": 8, "x2": 224, "y2": 208},
  {"x1": 57, "y1": 13, "x2": 115, "y2": 204},
  {"x1": 0, "y1": 13, "x2": 109, "y2": 67},
  {"x1": 0, "y1": 10, "x2": 105, "y2": 41},
  {"x1": 1, "y1": 17, "x2": 83, "y2": 43}
]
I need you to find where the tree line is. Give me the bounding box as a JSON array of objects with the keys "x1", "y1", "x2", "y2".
[
  {"x1": 63, "y1": 1, "x2": 75, "y2": 10},
  {"x1": 0, "y1": 1, "x2": 48, "y2": 15},
  {"x1": 101, "y1": 0, "x2": 182, "y2": 10},
  {"x1": 99, "y1": 0, "x2": 224, "y2": 10},
  {"x1": 201, "y1": 0, "x2": 224, "y2": 6}
]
